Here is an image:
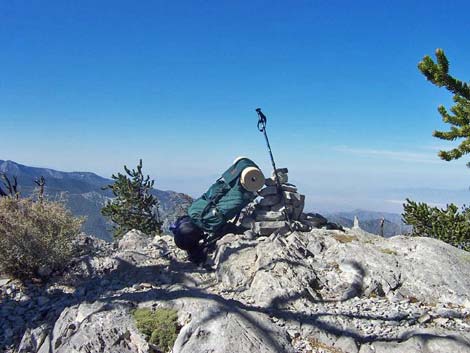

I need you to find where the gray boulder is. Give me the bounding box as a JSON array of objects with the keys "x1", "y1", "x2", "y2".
[
  {"x1": 254, "y1": 210, "x2": 285, "y2": 221},
  {"x1": 172, "y1": 292, "x2": 294, "y2": 353},
  {"x1": 118, "y1": 229, "x2": 152, "y2": 252},
  {"x1": 258, "y1": 186, "x2": 278, "y2": 197},
  {"x1": 259, "y1": 195, "x2": 281, "y2": 207},
  {"x1": 300, "y1": 212, "x2": 328, "y2": 228},
  {"x1": 37, "y1": 302, "x2": 149, "y2": 353},
  {"x1": 252, "y1": 221, "x2": 288, "y2": 235}
]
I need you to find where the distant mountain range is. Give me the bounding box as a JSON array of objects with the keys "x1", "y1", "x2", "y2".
[
  {"x1": 0, "y1": 160, "x2": 411, "y2": 240},
  {"x1": 0, "y1": 160, "x2": 192, "y2": 241},
  {"x1": 325, "y1": 209, "x2": 411, "y2": 237}
]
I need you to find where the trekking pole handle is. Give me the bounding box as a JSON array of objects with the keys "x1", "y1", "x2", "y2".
[{"x1": 256, "y1": 108, "x2": 267, "y2": 132}]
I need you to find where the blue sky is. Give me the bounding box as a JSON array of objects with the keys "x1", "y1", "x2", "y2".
[{"x1": 2, "y1": 1, "x2": 470, "y2": 213}]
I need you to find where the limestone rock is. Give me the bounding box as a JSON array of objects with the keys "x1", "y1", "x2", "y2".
[
  {"x1": 324, "y1": 222, "x2": 344, "y2": 231},
  {"x1": 281, "y1": 184, "x2": 298, "y2": 193},
  {"x1": 274, "y1": 167, "x2": 288, "y2": 174},
  {"x1": 300, "y1": 213, "x2": 328, "y2": 228},
  {"x1": 0, "y1": 277, "x2": 11, "y2": 286},
  {"x1": 37, "y1": 302, "x2": 149, "y2": 353},
  {"x1": 358, "y1": 330, "x2": 470, "y2": 353},
  {"x1": 252, "y1": 221, "x2": 288, "y2": 236},
  {"x1": 259, "y1": 186, "x2": 278, "y2": 197},
  {"x1": 6, "y1": 227, "x2": 470, "y2": 353},
  {"x1": 254, "y1": 210, "x2": 285, "y2": 221},
  {"x1": 417, "y1": 313, "x2": 432, "y2": 324},
  {"x1": 172, "y1": 296, "x2": 294, "y2": 353},
  {"x1": 259, "y1": 195, "x2": 281, "y2": 207},
  {"x1": 240, "y1": 216, "x2": 255, "y2": 229},
  {"x1": 270, "y1": 203, "x2": 286, "y2": 212},
  {"x1": 292, "y1": 220, "x2": 311, "y2": 232},
  {"x1": 264, "y1": 178, "x2": 276, "y2": 187},
  {"x1": 18, "y1": 324, "x2": 49, "y2": 353},
  {"x1": 272, "y1": 168, "x2": 288, "y2": 184},
  {"x1": 291, "y1": 194, "x2": 305, "y2": 220},
  {"x1": 117, "y1": 229, "x2": 151, "y2": 252},
  {"x1": 283, "y1": 191, "x2": 302, "y2": 204}
]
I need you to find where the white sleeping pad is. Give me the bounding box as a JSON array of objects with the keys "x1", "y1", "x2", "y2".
[
  {"x1": 232, "y1": 156, "x2": 249, "y2": 165},
  {"x1": 240, "y1": 167, "x2": 265, "y2": 192}
]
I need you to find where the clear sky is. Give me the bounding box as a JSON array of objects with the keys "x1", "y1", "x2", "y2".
[{"x1": 2, "y1": 0, "x2": 470, "y2": 213}]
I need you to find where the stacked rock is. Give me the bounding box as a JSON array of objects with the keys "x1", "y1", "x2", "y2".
[{"x1": 246, "y1": 168, "x2": 306, "y2": 236}]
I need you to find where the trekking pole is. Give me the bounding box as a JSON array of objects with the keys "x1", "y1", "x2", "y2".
[{"x1": 256, "y1": 108, "x2": 293, "y2": 230}]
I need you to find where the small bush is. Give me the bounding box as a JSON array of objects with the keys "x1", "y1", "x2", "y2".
[
  {"x1": 308, "y1": 337, "x2": 344, "y2": 353},
  {"x1": 402, "y1": 198, "x2": 470, "y2": 251},
  {"x1": 102, "y1": 159, "x2": 162, "y2": 239},
  {"x1": 0, "y1": 197, "x2": 83, "y2": 279},
  {"x1": 133, "y1": 308, "x2": 179, "y2": 352}
]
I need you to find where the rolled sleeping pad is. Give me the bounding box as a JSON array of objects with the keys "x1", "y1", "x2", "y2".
[
  {"x1": 232, "y1": 156, "x2": 249, "y2": 165},
  {"x1": 240, "y1": 166, "x2": 265, "y2": 192}
]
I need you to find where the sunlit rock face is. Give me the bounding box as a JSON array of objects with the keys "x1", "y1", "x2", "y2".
[{"x1": 2, "y1": 226, "x2": 470, "y2": 353}]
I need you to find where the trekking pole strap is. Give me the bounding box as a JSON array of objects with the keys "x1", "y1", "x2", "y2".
[{"x1": 256, "y1": 108, "x2": 267, "y2": 132}]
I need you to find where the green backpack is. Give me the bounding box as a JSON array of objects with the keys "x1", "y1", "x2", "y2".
[{"x1": 188, "y1": 158, "x2": 262, "y2": 233}]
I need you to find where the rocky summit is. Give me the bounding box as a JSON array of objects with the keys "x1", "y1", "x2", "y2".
[{"x1": 1, "y1": 225, "x2": 470, "y2": 353}]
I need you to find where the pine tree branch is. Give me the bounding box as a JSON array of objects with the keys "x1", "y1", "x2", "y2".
[{"x1": 420, "y1": 49, "x2": 470, "y2": 164}]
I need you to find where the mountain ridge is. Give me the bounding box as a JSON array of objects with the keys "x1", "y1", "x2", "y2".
[
  {"x1": 325, "y1": 209, "x2": 411, "y2": 237},
  {"x1": 0, "y1": 159, "x2": 192, "y2": 241},
  {"x1": 1, "y1": 160, "x2": 411, "y2": 238}
]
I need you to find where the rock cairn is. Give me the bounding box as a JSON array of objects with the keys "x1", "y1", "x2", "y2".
[
  {"x1": 240, "y1": 168, "x2": 301, "y2": 235},
  {"x1": 241, "y1": 168, "x2": 341, "y2": 236}
]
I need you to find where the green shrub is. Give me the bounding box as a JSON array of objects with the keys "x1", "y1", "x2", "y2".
[
  {"x1": 102, "y1": 159, "x2": 162, "y2": 239},
  {"x1": 0, "y1": 197, "x2": 83, "y2": 279},
  {"x1": 402, "y1": 198, "x2": 470, "y2": 251},
  {"x1": 133, "y1": 308, "x2": 179, "y2": 352}
]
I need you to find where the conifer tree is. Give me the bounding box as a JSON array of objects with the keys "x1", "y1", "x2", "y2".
[
  {"x1": 102, "y1": 159, "x2": 162, "y2": 238},
  {"x1": 402, "y1": 198, "x2": 470, "y2": 251},
  {"x1": 418, "y1": 49, "x2": 470, "y2": 166},
  {"x1": 403, "y1": 52, "x2": 470, "y2": 250}
]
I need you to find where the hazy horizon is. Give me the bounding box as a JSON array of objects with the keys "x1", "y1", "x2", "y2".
[{"x1": 2, "y1": 157, "x2": 469, "y2": 215}]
